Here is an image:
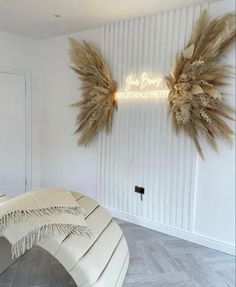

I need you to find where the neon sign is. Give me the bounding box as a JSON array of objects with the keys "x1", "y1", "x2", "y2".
[
  {"x1": 125, "y1": 73, "x2": 163, "y2": 92},
  {"x1": 116, "y1": 73, "x2": 168, "y2": 99}
]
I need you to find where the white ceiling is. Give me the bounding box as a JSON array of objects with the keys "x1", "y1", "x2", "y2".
[{"x1": 0, "y1": 0, "x2": 211, "y2": 39}]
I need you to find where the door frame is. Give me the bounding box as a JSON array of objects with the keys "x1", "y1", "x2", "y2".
[{"x1": 0, "y1": 65, "x2": 32, "y2": 192}]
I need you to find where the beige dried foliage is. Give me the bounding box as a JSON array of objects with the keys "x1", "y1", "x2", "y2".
[
  {"x1": 69, "y1": 38, "x2": 117, "y2": 146},
  {"x1": 166, "y1": 11, "x2": 236, "y2": 159}
]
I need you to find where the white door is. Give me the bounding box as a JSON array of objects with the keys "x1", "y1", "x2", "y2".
[{"x1": 0, "y1": 71, "x2": 27, "y2": 196}]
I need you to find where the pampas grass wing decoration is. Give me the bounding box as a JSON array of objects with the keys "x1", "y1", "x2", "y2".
[
  {"x1": 69, "y1": 38, "x2": 117, "y2": 146},
  {"x1": 166, "y1": 11, "x2": 236, "y2": 159}
]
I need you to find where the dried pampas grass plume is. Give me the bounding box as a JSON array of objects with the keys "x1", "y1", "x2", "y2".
[
  {"x1": 166, "y1": 11, "x2": 236, "y2": 159},
  {"x1": 69, "y1": 38, "x2": 117, "y2": 146}
]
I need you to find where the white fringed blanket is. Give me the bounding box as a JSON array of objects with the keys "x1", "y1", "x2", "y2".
[{"x1": 0, "y1": 188, "x2": 93, "y2": 258}]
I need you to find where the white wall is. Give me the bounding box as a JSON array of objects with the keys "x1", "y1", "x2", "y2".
[
  {"x1": 0, "y1": 31, "x2": 40, "y2": 189},
  {"x1": 194, "y1": 0, "x2": 236, "y2": 247},
  {"x1": 37, "y1": 28, "x2": 101, "y2": 198}
]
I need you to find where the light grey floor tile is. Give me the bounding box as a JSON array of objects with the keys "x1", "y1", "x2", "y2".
[
  {"x1": 217, "y1": 269, "x2": 236, "y2": 287},
  {"x1": 162, "y1": 238, "x2": 209, "y2": 256},
  {"x1": 130, "y1": 225, "x2": 173, "y2": 242},
  {"x1": 174, "y1": 254, "x2": 229, "y2": 287},
  {"x1": 126, "y1": 256, "x2": 153, "y2": 276},
  {"x1": 11, "y1": 247, "x2": 51, "y2": 287},
  {"x1": 123, "y1": 272, "x2": 191, "y2": 287},
  {"x1": 139, "y1": 240, "x2": 181, "y2": 273},
  {"x1": 200, "y1": 251, "x2": 235, "y2": 271},
  {"x1": 0, "y1": 261, "x2": 19, "y2": 286},
  {"x1": 119, "y1": 223, "x2": 142, "y2": 258},
  {"x1": 49, "y1": 262, "x2": 76, "y2": 287}
]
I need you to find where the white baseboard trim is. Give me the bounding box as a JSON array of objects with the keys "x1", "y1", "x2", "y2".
[{"x1": 105, "y1": 206, "x2": 235, "y2": 256}]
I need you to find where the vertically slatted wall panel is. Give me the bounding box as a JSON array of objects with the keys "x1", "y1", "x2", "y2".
[{"x1": 97, "y1": 3, "x2": 209, "y2": 231}]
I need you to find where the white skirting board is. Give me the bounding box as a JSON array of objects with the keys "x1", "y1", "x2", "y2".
[{"x1": 105, "y1": 206, "x2": 236, "y2": 256}]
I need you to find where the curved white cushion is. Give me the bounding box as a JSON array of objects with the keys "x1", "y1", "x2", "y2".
[
  {"x1": 54, "y1": 206, "x2": 112, "y2": 271},
  {"x1": 0, "y1": 192, "x2": 129, "y2": 287},
  {"x1": 0, "y1": 195, "x2": 11, "y2": 205}
]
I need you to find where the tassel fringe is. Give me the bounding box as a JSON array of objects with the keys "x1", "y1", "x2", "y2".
[
  {"x1": 0, "y1": 206, "x2": 85, "y2": 232},
  {"x1": 11, "y1": 223, "x2": 94, "y2": 259}
]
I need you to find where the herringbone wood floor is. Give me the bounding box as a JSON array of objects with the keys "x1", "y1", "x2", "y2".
[{"x1": 0, "y1": 219, "x2": 235, "y2": 287}]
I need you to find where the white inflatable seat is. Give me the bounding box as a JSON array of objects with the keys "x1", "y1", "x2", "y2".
[{"x1": 0, "y1": 192, "x2": 129, "y2": 287}]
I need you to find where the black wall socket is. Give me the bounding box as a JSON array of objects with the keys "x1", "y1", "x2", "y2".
[{"x1": 135, "y1": 186, "x2": 145, "y2": 201}]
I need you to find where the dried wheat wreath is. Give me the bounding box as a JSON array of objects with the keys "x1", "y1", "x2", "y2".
[
  {"x1": 166, "y1": 11, "x2": 236, "y2": 159},
  {"x1": 69, "y1": 38, "x2": 117, "y2": 146}
]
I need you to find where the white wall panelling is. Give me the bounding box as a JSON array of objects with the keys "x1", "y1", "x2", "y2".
[{"x1": 97, "y1": 3, "x2": 209, "y2": 232}]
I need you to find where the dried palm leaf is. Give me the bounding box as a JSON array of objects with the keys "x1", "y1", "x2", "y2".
[
  {"x1": 166, "y1": 11, "x2": 236, "y2": 159},
  {"x1": 69, "y1": 38, "x2": 117, "y2": 146}
]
